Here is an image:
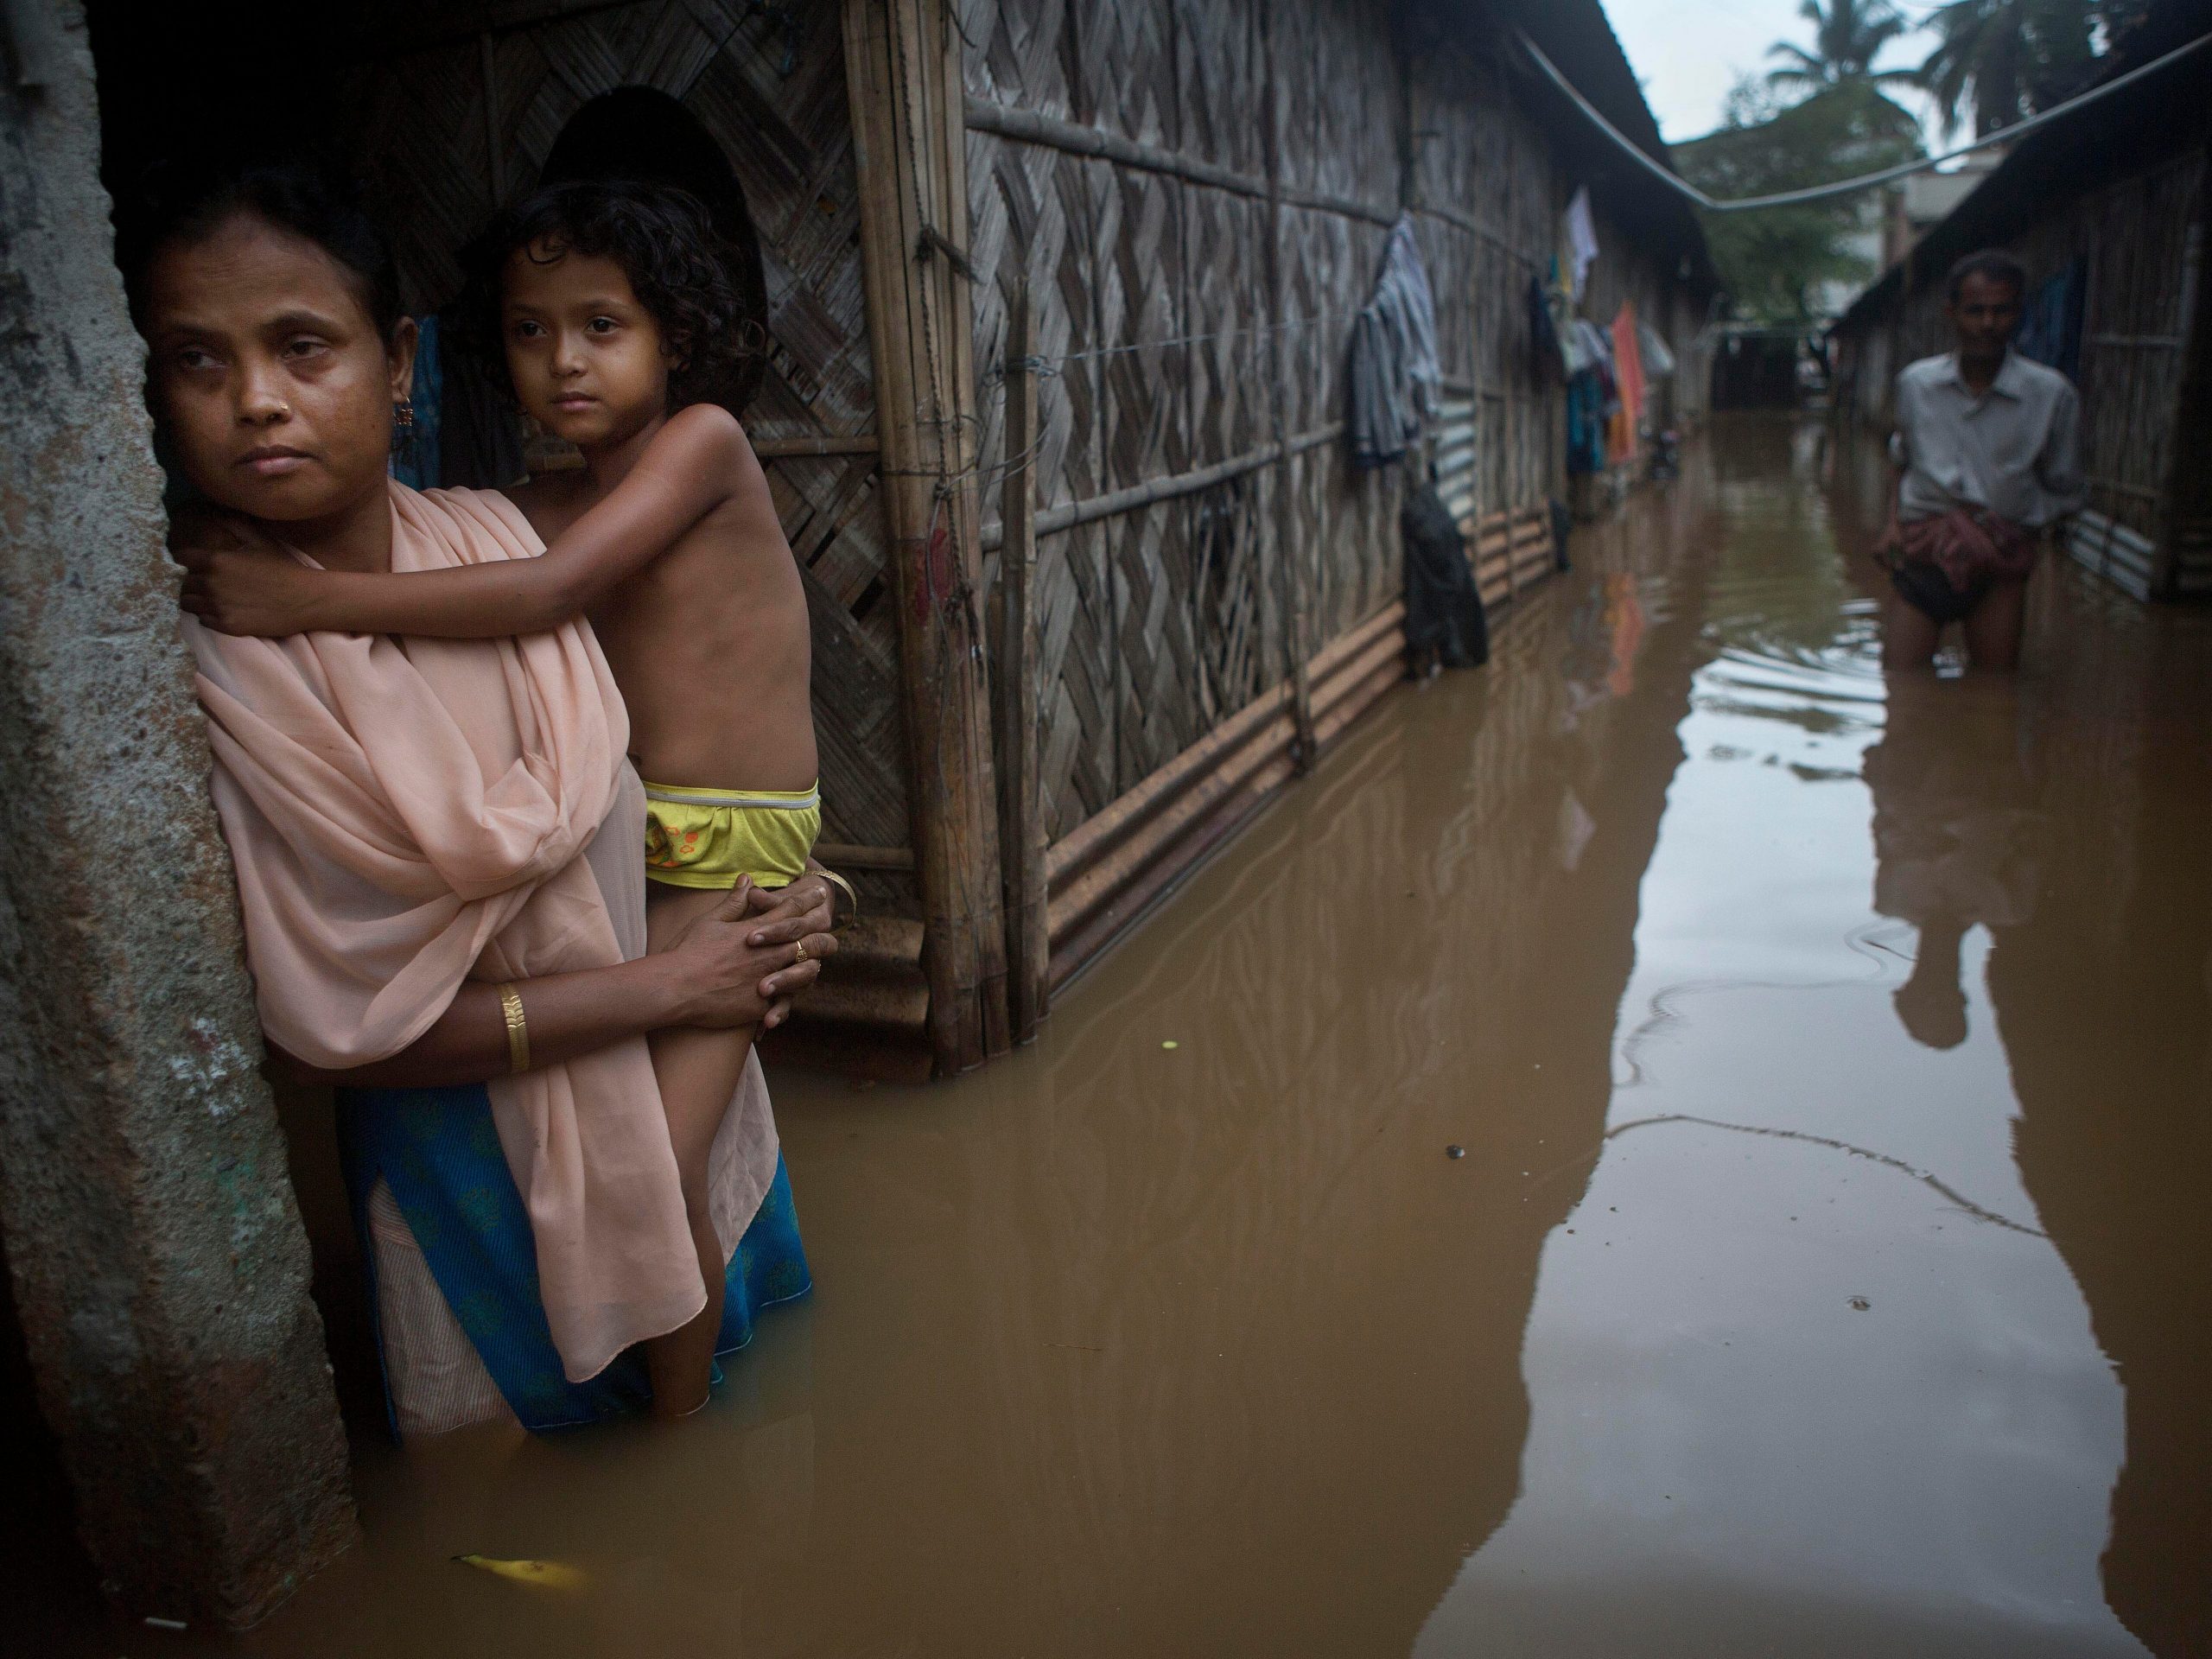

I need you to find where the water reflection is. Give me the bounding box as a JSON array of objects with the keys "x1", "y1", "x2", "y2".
[
  {"x1": 1983, "y1": 594, "x2": 2212, "y2": 1659},
  {"x1": 1420, "y1": 419, "x2": 2159, "y2": 1656},
  {"x1": 1866, "y1": 676, "x2": 2043, "y2": 1049}
]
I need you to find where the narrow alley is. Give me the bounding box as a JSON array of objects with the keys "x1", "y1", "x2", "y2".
[{"x1": 30, "y1": 418, "x2": 2203, "y2": 1657}]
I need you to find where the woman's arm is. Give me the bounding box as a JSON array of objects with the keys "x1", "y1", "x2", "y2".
[
  {"x1": 278, "y1": 876, "x2": 834, "y2": 1089},
  {"x1": 178, "y1": 404, "x2": 757, "y2": 639}
]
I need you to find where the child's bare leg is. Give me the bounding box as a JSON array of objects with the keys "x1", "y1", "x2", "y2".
[{"x1": 641, "y1": 884, "x2": 758, "y2": 1417}]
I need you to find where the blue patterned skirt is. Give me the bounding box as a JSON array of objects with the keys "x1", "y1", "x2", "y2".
[{"x1": 335, "y1": 1082, "x2": 810, "y2": 1435}]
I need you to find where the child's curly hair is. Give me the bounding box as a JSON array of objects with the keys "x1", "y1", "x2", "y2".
[{"x1": 459, "y1": 179, "x2": 759, "y2": 411}]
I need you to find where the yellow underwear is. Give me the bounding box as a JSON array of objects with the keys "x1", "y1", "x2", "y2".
[{"x1": 641, "y1": 779, "x2": 820, "y2": 890}]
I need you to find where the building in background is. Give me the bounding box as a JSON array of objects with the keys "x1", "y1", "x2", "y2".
[{"x1": 1879, "y1": 148, "x2": 2005, "y2": 269}]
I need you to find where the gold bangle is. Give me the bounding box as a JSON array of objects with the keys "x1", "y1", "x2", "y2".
[
  {"x1": 497, "y1": 982, "x2": 530, "y2": 1075},
  {"x1": 817, "y1": 867, "x2": 859, "y2": 931}
]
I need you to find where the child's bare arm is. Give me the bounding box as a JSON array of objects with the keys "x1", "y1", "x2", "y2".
[{"x1": 177, "y1": 405, "x2": 757, "y2": 638}]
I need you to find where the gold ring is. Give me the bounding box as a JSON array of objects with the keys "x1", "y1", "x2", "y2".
[{"x1": 792, "y1": 938, "x2": 809, "y2": 963}]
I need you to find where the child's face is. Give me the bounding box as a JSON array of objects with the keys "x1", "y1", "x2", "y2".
[
  {"x1": 500, "y1": 243, "x2": 677, "y2": 449},
  {"x1": 143, "y1": 213, "x2": 415, "y2": 524}
]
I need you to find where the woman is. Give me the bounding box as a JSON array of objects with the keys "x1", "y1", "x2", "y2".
[{"x1": 130, "y1": 158, "x2": 837, "y2": 1433}]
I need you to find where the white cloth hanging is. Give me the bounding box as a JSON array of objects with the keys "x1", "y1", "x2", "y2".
[{"x1": 1562, "y1": 187, "x2": 1599, "y2": 302}]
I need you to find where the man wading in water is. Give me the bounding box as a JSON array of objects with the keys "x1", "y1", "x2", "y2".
[{"x1": 1878, "y1": 250, "x2": 2085, "y2": 671}]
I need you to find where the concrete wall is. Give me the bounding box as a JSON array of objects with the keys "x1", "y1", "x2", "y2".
[{"x1": 0, "y1": 3, "x2": 354, "y2": 1630}]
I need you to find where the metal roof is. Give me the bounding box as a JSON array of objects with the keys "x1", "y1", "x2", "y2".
[{"x1": 1428, "y1": 0, "x2": 1720, "y2": 293}]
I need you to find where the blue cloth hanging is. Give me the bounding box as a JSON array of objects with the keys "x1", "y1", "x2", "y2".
[
  {"x1": 1566, "y1": 369, "x2": 1609, "y2": 475},
  {"x1": 336, "y1": 1080, "x2": 810, "y2": 1436},
  {"x1": 2015, "y1": 257, "x2": 2087, "y2": 385},
  {"x1": 389, "y1": 315, "x2": 445, "y2": 491}
]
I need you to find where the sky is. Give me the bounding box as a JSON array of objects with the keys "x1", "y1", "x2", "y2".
[{"x1": 1604, "y1": 0, "x2": 1942, "y2": 145}]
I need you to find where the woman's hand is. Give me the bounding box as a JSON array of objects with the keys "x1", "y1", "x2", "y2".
[
  {"x1": 173, "y1": 512, "x2": 327, "y2": 636},
  {"x1": 662, "y1": 878, "x2": 836, "y2": 1032},
  {"x1": 742, "y1": 875, "x2": 840, "y2": 1031}
]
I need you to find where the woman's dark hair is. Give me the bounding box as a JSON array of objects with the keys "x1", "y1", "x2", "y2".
[
  {"x1": 539, "y1": 87, "x2": 770, "y2": 414},
  {"x1": 1946, "y1": 249, "x2": 2028, "y2": 305},
  {"x1": 118, "y1": 154, "x2": 403, "y2": 339},
  {"x1": 459, "y1": 179, "x2": 752, "y2": 412}
]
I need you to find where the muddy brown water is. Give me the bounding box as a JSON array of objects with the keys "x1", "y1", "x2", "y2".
[{"x1": 21, "y1": 418, "x2": 2211, "y2": 1656}]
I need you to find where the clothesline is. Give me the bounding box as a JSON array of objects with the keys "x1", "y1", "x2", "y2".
[{"x1": 1516, "y1": 27, "x2": 2212, "y2": 213}]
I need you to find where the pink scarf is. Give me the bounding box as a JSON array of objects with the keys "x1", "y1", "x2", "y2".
[{"x1": 187, "y1": 481, "x2": 701, "y2": 1382}]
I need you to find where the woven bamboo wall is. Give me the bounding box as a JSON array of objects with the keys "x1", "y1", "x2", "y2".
[
  {"x1": 1405, "y1": 33, "x2": 1568, "y2": 519},
  {"x1": 963, "y1": 0, "x2": 1622, "y2": 843},
  {"x1": 964, "y1": 0, "x2": 1338, "y2": 838},
  {"x1": 336, "y1": 1, "x2": 917, "y2": 905}
]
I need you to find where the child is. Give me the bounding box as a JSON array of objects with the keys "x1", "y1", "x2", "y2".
[{"x1": 180, "y1": 180, "x2": 818, "y2": 1418}]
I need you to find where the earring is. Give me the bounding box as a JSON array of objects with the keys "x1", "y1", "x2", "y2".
[{"x1": 393, "y1": 396, "x2": 416, "y2": 430}]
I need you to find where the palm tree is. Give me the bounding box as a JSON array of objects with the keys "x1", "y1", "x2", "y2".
[
  {"x1": 1765, "y1": 0, "x2": 1916, "y2": 92},
  {"x1": 1916, "y1": 0, "x2": 2098, "y2": 137}
]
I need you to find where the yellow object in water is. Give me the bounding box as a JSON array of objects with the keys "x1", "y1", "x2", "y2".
[
  {"x1": 641, "y1": 779, "x2": 820, "y2": 890},
  {"x1": 451, "y1": 1554, "x2": 589, "y2": 1592}
]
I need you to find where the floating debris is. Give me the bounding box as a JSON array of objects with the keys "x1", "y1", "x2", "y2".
[{"x1": 453, "y1": 1554, "x2": 588, "y2": 1591}]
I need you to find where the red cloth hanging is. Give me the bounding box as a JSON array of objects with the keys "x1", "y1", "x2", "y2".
[{"x1": 1607, "y1": 302, "x2": 1646, "y2": 465}]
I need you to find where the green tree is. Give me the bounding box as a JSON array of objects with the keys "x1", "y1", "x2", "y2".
[
  {"x1": 1916, "y1": 0, "x2": 2099, "y2": 137},
  {"x1": 1675, "y1": 79, "x2": 1926, "y2": 322},
  {"x1": 1765, "y1": 0, "x2": 1919, "y2": 90}
]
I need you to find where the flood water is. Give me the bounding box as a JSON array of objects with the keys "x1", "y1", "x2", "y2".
[{"x1": 29, "y1": 419, "x2": 2212, "y2": 1656}]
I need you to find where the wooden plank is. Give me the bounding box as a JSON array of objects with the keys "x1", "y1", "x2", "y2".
[
  {"x1": 843, "y1": 0, "x2": 1009, "y2": 1071},
  {"x1": 815, "y1": 841, "x2": 916, "y2": 872},
  {"x1": 978, "y1": 433, "x2": 1351, "y2": 550},
  {"x1": 751, "y1": 434, "x2": 881, "y2": 457},
  {"x1": 1044, "y1": 594, "x2": 1408, "y2": 982},
  {"x1": 996, "y1": 283, "x2": 1049, "y2": 1042}
]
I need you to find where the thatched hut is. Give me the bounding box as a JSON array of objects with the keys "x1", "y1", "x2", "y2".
[
  {"x1": 0, "y1": 0, "x2": 1711, "y2": 1625},
  {"x1": 157, "y1": 0, "x2": 1710, "y2": 1083}
]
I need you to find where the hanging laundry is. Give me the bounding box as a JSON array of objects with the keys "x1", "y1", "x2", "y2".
[
  {"x1": 1347, "y1": 216, "x2": 1443, "y2": 469},
  {"x1": 1606, "y1": 302, "x2": 1647, "y2": 466},
  {"x1": 2014, "y1": 256, "x2": 2086, "y2": 385},
  {"x1": 1561, "y1": 187, "x2": 1599, "y2": 302},
  {"x1": 1527, "y1": 273, "x2": 1566, "y2": 377},
  {"x1": 1637, "y1": 320, "x2": 1677, "y2": 381},
  {"x1": 1566, "y1": 371, "x2": 1609, "y2": 476},
  {"x1": 1401, "y1": 484, "x2": 1489, "y2": 671}
]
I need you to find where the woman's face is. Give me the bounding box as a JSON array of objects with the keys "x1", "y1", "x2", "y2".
[{"x1": 143, "y1": 213, "x2": 415, "y2": 525}]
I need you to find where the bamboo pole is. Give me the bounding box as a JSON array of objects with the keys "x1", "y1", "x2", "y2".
[
  {"x1": 842, "y1": 0, "x2": 1010, "y2": 1072},
  {"x1": 1260, "y1": 2, "x2": 1318, "y2": 771},
  {"x1": 962, "y1": 96, "x2": 1399, "y2": 228},
  {"x1": 996, "y1": 283, "x2": 1049, "y2": 1041},
  {"x1": 977, "y1": 427, "x2": 1342, "y2": 551},
  {"x1": 751, "y1": 434, "x2": 881, "y2": 458}
]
